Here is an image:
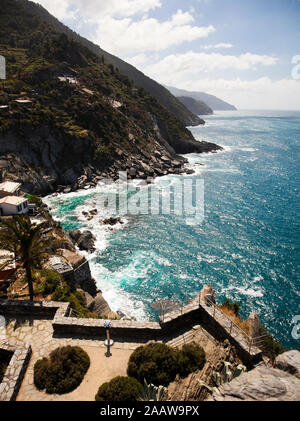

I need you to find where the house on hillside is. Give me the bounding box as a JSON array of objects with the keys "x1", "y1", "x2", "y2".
[
  {"x1": 14, "y1": 99, "x2": 33, "y2": 106},
  {"x1": 58, "y1": 76, "x2": 79, "y2": 85},
  {"x1": 0, "y1": 196, "x2": 28, "y2": 216},
  {"x1": 0, "y1": 181, "x2": 21, "y2": 198},
  {"x1": 0, "y1": 250, "x2": 15, "y2": 281}
]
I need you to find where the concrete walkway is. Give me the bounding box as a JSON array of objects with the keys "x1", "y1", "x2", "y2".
[{"x1": 4, "y1": 316, "x2": 144, "y2": 401}]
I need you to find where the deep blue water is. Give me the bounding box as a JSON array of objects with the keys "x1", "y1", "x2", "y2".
[{"x1": 46, "y1": 110, "x2": 300, "y2": 348}]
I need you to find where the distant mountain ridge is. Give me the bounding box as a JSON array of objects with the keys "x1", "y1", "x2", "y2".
[
  {"x1": 17, "y1": 0, "x2": 203, "y2": 127},
  {"x1": 167, "y1": 86, "x2": 237, "y2": 111},
  {"x1": 177, "y1": 96, "x2": 213, "y2": 116}
]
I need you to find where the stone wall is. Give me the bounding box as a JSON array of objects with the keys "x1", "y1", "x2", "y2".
[
  {"x1": 0, "y1": 296, "x2": 262, "y2": 365},
  {"x1": 0, "y1": 340, "x2": 32, "y2": 401},
  {"x1": 73, "y1": 261, "x2": 97, "y2": 296},
  {"x1": 0, "y1": 299, "x2": 68, "y2": 317}
]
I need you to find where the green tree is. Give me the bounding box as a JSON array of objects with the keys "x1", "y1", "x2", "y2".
[{"x1": 0, "y1": 215, "x2": 55, "y2": 300}]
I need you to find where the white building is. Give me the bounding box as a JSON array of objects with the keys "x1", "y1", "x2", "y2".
[
  {"x1": 0, "y1": 181, "x2": 21, "y2": 198},
  {"x1": 0, "y1": 196, "x2": 28, "y2": 216}
]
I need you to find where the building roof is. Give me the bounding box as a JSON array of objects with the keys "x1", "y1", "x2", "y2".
[
  {"x1": 0, "y1": 181, "x2": 21, "y2": 193},
  {"x1": 48, "y1": 256, "x2": 73, "y2": 274},
  {"x1": 15, "y1": 99, "x2": 32, "y2": 104},
  {"x1": 0, "y1": 249, "x2": 16, "y2": 271},
  {"x1": 0, "y1": 195, "x2": 27, "y2": 206}
]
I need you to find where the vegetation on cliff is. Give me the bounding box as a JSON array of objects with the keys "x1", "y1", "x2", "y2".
[
  {"x1": 18, "y1": 0, "x2": 203, "y2": 127},
  {"x1": 177, "y1": 96, "x2": 213, "y2": 116},
  {"x1": 0, "y1": 215, "x2": 57, "y2": 300},
  {"x1": 0, "y1": 0, "x2": 220, "y2": 195}
]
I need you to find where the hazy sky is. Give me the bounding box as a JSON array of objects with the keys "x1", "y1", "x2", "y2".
[{"x1": 33, "y1": 0, "x2": 300, "y2": 109}]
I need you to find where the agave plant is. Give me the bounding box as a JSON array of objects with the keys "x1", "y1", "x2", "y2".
[
  {"x1": 198, "y1": 362, "x2": 246, "y2": 393},
  {"x1": 137, "y1": 379, "x2": 166, "y2": 401}
]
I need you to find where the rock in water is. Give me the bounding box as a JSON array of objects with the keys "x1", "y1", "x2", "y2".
[{"x1": 68, "y1": 229, "x2": 96, "y2": 253}]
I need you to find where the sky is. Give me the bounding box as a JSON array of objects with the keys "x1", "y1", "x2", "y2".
[{"x1": 32, "y1": 0, "x2": 300, "y2": 110}]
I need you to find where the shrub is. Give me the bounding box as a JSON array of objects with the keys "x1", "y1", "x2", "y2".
[
  {"x1": 127, "y1": 343, "x2": 179, "y2": 386},
  {"x1": 220, "y1": 298, "x2": 241, "y2": 317},
  {"x1": 34, "y1": 346, "x2": 90, "y2": 394},
  {"x1": 34, "y1": 269, "x2": 61, "y2": 296},
  {"x1": 95, "y1": 376, "x2": 143, "y2": 401},
  {"x1": 259, "y1": 325, "x2": 285, "y2": 362},
  {"x1": 26, "y1": 194, "x2": 42, "y2": 205},
  {"x1": 176, "y1": 343, "x2": 206, "y2": 377}
]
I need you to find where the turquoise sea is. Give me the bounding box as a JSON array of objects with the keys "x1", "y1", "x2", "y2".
[{"x1": 45, "y1": 110, "x2": 300, "y2": 348}]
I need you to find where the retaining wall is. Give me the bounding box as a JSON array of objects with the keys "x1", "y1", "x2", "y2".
[
  {"x1": 0, "y1": 341, "x2": 32, "y2": 401},
  {"x1": 0, "y1": 298, "x2": 262, "y2": 365}
]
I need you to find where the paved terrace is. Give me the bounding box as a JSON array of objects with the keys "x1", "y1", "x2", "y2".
[{"x1": 0, "y1": 295, "x2": 263, "y2": 401}]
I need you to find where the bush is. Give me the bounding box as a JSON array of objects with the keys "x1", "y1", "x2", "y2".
[
  {"x1": 220, "y1": 298, "x2": 240, "y2": 317},
  {"x1": 127, "y1": 343, "x2": 179, "y2": 386},
  {"x1": 177, "y1": 343, "x2": 206, "y2": 377},
  {"x1": 26, "y1": 194, "x2": 42, "y2": 205},
  {"x1": 259, "y1": 326, "x2": 285, "y2": 362},
  {"x1": 34, "y1": 346, "x2": 90, "y2": 394},
  {"x1": 34, "y1": 269, "x2": 61, "y2": 296},
  {"x1": 95, "y1": 376, "x2": 143, "y2": 401}
]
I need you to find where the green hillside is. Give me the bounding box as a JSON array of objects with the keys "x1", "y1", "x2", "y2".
[
  {"x1": 18, "y1": 0, "x2": 203, "y2": 127},
  {"x1": 0, "y1": 0, "x2": 221, "y2": 194},
  {"x1": 177, "y1": 96, "x2": 213, "y2": 116}
]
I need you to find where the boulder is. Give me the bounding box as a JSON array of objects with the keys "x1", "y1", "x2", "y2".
[
  {"x1": 99, "y1": 217, "x2": 123, "y2": 226},
  {"x1": 128, "y1": 167, "x2": 136, "y2": 177},
  {"x1": 68, "y1": 229, "x2": 96, "y2": 253},
  {"x1": 274, "y1": 350, "x2": 300, "y2": 379},
  {"x1": 209, "y1": 365, "x2": 300, "y2": 401},
  {"x1": 88, "y1": 292, "x2": 111, "y2": 316},
  {"x1": 84, "y1": 291, "x2": 95, "y2": 308}
]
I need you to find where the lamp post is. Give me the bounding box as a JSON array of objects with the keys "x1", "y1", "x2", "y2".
[{"x1": 104, "y1": 320, "x2": 114, "y2": 347}]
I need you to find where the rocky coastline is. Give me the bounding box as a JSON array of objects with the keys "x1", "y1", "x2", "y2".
[{"x1": 0, "y1": 127, "x2": 222, "y2": 197}]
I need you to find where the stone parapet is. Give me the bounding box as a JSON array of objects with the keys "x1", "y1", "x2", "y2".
[{"x1": 0, "y1": 340, "x2": 32, "y2": 401}]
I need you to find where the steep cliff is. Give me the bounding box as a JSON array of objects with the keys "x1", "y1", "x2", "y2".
[
  {"x1": 0, "y1": 0, "x2": 221, "y2": 195},
  {"x1": 177, "y1": 96, "x2": 213, "y2": 116},
  {"x1": 17, "y1": 0, "x2": 204, "y2": 127}
]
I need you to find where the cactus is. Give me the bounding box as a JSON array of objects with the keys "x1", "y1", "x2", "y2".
[
  {"x1": 137, "y1": 379, "x2": 166, "y2": 401},
  {"x1": 198, "y1": 362, "x2": 246, "y2": 393}
]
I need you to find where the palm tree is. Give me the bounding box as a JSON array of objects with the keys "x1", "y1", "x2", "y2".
[{"x1": 0, "y1": 215, "x2": 55, "y2": 300}]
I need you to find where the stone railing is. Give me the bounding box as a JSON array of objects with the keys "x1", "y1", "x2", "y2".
[
  {"x1": 0, "y1": 294, "x2": 263, "y2": 365},
  {"x1": 0, "y1": 340, "x2": 32, "y2": 401}
]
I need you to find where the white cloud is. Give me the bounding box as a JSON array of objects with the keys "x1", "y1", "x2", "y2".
[
  {"x1": 35, "y1": 0, "x2": 162, "y2": 20},
  {"x1": 194, "y1": 78, "x2": 300, "y2": 110},
  {"x1": 174, "y1": 77, "x2": 300, "y2": 110},
  {"x1": 33, "y1": 2, "x2": 215, "y2": 56},
  {"x1": 202, "y1": 43, "x2": 233, "y2": 49},
  {"x1": 32, "y1": 0, "x2": 74, "y2": 20},
  {"x1": 141, "y1": 51, "x2": 278, "y2": 80},
  {"x1": 93, "y1": 11, "x2": 215, "y2": 55}
]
